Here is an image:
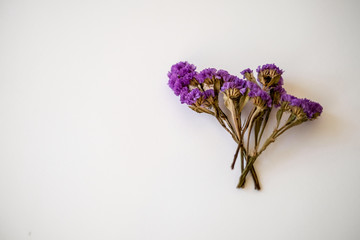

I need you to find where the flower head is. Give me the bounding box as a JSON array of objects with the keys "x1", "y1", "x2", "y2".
[
  {"x1": 183, "y1": 88, "x2": 202, "y2": 105},
  {"x1": 256, "y1": 64, "x2": 284, "y2": 89},
  {"x1": 168, "y1": 61, "x2": 197, "y2": 96},
  {"x1": 179, "y1": 87, "x2": 190, "y2": 104},
  {"x1": 221, "y1": 78, "x2": 248, "y2": 98},
  {"x1": 215, "y1": 69, "x2": 230, "y2": 80},
  {"x1": 241, "y1": 68, "x2": 257, "y2": 83},
  {"x1": 301, "y1": 99, "x2": 323, "y2": 119},
  {"x1": 203, "y1": 89, "x2": 215, "y2": 98},
  {"x1": 271, "y1": 85, "x2": 287, "y2": 107},
  {"x1": 179, "y1": 88, "x2": 216, "y2": 107},
  {"x1": 281, "y1": 94, "x2": 323, "y2": 120},
  {"x1": 247, "y1": 82, "x2": 272, "y2": 108},
  {"x1": 196, "y1": 68, "x2": 217, "y2": 84},
  {"x1": 241, "y1": 68, "x2": 253, "y2": 76}
]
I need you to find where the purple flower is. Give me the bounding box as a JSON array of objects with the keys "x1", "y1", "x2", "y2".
[
  {"x1": 221, "y1": 82, "x2": 237, "y2": 91},
  {"x1": 271, "y1": 85, "x2": 287, "y2": 107},
  {"x1": 240, "y1": 68, "x2": 253, "y2": 76},
  {"x1": 273, "y1": 85, "x2": 286, "y2": 95},
  {"x1": 281, "y1": 93, "x2": 303, "y2": 106},
  {"x1": 247, "y1": 82, "x2": 272, "y2": 107},
  {"x1": 203, "y1": 89, "x2": 215, "y2": 99},
  {"x1": 281, "y1": 93, "x2": 296, "y2": 103},
  {"x1": 223, "y1": 74, "x2": 240, "y2": 82},
  {"x1": 221, "y1": 78, "x2": 247, "y2": 93},
  {"x1": 168, "y1": 61, "x2": 197, "y2": 96},
  {"x1": 179, "y1": 88, "x2": 203, "y2": 105},
  {"x1": 196, "y1": 68, "x2": 217, "y2": 83},
  {"x1": 301, "y1": 99, "x2": 323, "y2": 119},
  {"x1": 237, "y1": 79, "x2": 248, "y2": 94},
  {"x1": 256, "y1": 64, "x2": 284, "y2": 75},
  {"x1": 214, "y1": 69, "x2": 240, "y2": 82},
  {"x1": 215, "y1": 69, "x2": 230, "y2": 80},
  {"x1": 281, "y1": 94, "x2": 323, "y2": 119},
  {"x1": 185, "y1": 88, "x2": 202, "y2": 105},
  {"x1": 179, "y1": 87, "x2": 190, "y2": 104},
  {"x1": 256, "y1": 63, "x2": 284, "y2": 88}
]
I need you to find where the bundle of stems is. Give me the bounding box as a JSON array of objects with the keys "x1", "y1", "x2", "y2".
[{"x1": 168, "y1": 62, "x2": 323, "y2": 189}]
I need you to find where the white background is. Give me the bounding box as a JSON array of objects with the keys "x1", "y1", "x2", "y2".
[{"x1": 1, "y1": 0, "x2": 360, "y2": 239}]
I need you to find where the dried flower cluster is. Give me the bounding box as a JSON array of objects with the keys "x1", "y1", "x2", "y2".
[{"x1": 168, "y1": 61, "x2": 323, "y2": 190}]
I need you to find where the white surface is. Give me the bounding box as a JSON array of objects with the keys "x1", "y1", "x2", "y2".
[{"x1": 1, "y1": 0, "x2": 360, "y2": 239}]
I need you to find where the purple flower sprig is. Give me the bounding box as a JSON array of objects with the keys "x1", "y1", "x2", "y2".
[
  {"x1": 180, "y1": 88, "x2": 215, "y2": 106},
  {"x1": 168, "y1": 61, "x2": 323, "y2": 190},
  {"x1": 281, "y1": 94, "x2": 323, "y2": 120},
  {"x1": 247, "y1": 82, "x2": 272, "y2": 108},
  {"x1": 196, "y1": 68, "x2": 217, "y2": 84},
  {"x1": 168, "y1": 61, "x2": 197, "y2": 96},
  {"x1": 256, "y1": 63, "x2": 284, "y2": 89},
  {"x1": 241, "y1": 68, "x2": 257, "y2": 83}
]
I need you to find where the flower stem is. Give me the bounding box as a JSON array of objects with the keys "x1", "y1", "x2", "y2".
[
  {"x1": 237, "y1": 119, "x2": 304, "y2": 188},
  {"x1": 256, "y1": 107, "x2": 271, "y2": 151}
]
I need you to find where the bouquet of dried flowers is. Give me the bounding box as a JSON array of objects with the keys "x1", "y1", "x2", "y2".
[{"x1": 168, "y1": 61, "x2": 323, "y2": 190}]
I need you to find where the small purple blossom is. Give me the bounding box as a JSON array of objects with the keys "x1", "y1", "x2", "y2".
[
  {"x1": 271, "y1": 85, "x2": 287, "y2": 107},
  {"x1": 223, "y1": 74, "x2": 240, "y2": 82},
  {"x1": 215, "y1": 69, "x2": 230, "y2": 80},
  {"x1": 301, "y1": 99, "x2": 323, "y2": 119},
  {"x1": 281, "y1": 94, "x2": 323, "y2": 119},
  {"x1": 256, "y1": 63, "x2": 284, "y2": 88},
  {"x1": 240, "y1": 68, "x2": 253, "y2": 77},
  {"x1": 168, "y1": 61, "x2": 197, "y2": 96},
  {"x1": 256, "y1": 64, "x2": 284, "y2": 75},
  {"x1": 281, "y1": 93, "x2": 302, "y2": 106},
  {"x1": 185, "y1": 88, "x2": 202, "y2": 105},
  {"x1": 196, "y1": 68, "x2": 217, "y2": 83},
  {"x1": 273, "y1": 85, "x2": 286, "y2": 95},
  {"x1": 221, "y1": 82, "x2": 238, "y2": 91},
  {"x1": 221, "y1": 78, "x2": 247, "y2": 94},
  {"x1": 179, "y1": 87, "x2": 190, "y2": 104},
  {"x1": 247, "y1": 82, "x2": 272, "y2": 107},
  {"x1": 179, "y1": 88, "x2": 215, "y2": 105},
  {"x1": 281, "y1": 93, "x2": 296, "y2": 103},
  {"x1": 203, "y1": 89, "x2": 215, "y2": 98}
]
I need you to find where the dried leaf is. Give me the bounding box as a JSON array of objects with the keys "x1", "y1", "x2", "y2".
[
  {"x1": 287, "y1": 113, "x2": 297, "y2": 123},
  {"x1": 214, "y1": 79, "x2": 221, "y2": 96},
  {"x1": 188, "y1": 105, "x2": 201, "y2": 113},
  {"x1": 276, "y1": 109, "x2": 283, "y2": 125},
  {"x1": 270, "y1": 75, "x2": 281, "y2": 86}
]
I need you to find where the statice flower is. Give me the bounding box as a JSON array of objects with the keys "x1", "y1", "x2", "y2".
[
  {"x1": 216, "y1": 69, "x2": 230, "y2": 80},
  {"x1": 203, "y1": 89, "x2": 215, "y2": 98},
  {"x1": 240, "y1": 68, "x2": 257, "y2": 83},
  {"x1": 196, "y1": 68, "x2": 217, "y2": 84},
  {"x1": 186, "y1": 88, "x2": 202, "y2": 105},
  {"x1": 247, "y1": 82, "x2": 272, "y2": 107},
  {"x1": 221, "y1": 81, "x2": 238, "y2": 92},
  {"x1": 221, "y1": 78, "x2": 246, "y2": 92},
  {"x1": 168, "y1": 61, "x2": 197, "y2": 96},
  {"x1": 221, "y1": 74, "x2": 239, "y2": 83},
  {"x1": 301, "y1": 99, "x2": 323, "y2": 119},
  {"x1": 281, "y1": 94, "x2": 323, "y2": 120},
  {"x1": 256, "y1": 63, "x2": 284, "y2": 89},
  {"x1": 271, "y1": 84, "x2": 287, "y2": 107},
  {"x1": 179, "y1": 87, "x2": 190, "y2": 104},
  {"x1": 221, "y1": 78, "x2": 248, "y2": 98},
  {"x1": 281, "y1": 93, "x2": 296, "y2": 103},
  {"x1": 179, "y1": 88, "x2": 216, "y2": 106},
  {"x1": 241, "y1": 68, "x2": 253, "y2": 76}
]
